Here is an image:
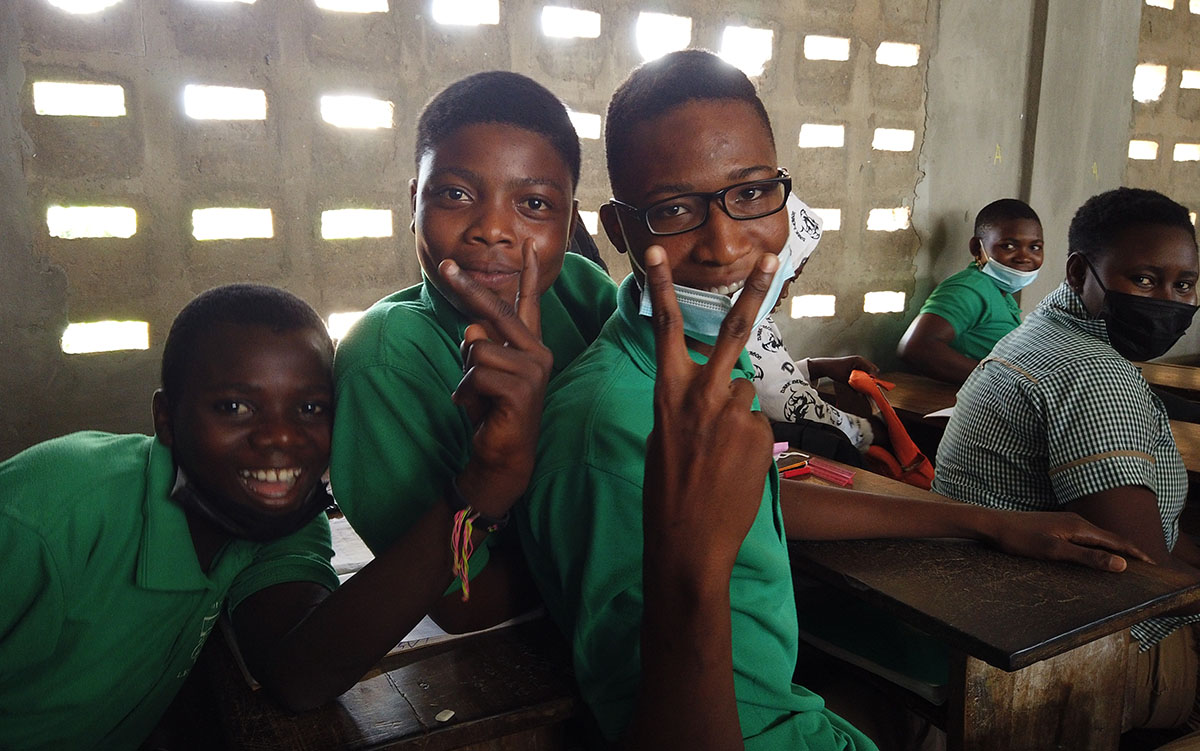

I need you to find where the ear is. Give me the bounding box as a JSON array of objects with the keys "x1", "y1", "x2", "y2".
[
  {"x1": 599, "y1": 203, "x2": 628, "y2": 255},
  {"x1": 409, "y1": 178, "x2": 418, "y2": 234},
  {"x1": 152, "y1": 389, "x2": 174, "y2": 448},
  {"x1": 968, "y1": 236, "x2": 983, "y2": 262},
  {"x1": 1065, "y1": 252, "x2": 1087, "y2": 293},
  {"x1": 567, "y1": 200, "x2": 581, "y2": 249}
]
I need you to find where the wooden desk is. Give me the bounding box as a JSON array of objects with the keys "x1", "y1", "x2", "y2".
[
  {"x1": 787, "y1": 468, "x2": 1200, "y2": 750},
  {"x1": 204, "y1": 615, "x2": 581, "y2": 751},
  {"x1": 1136, "y1": 361, "x2": 1200, "y2": 399}
]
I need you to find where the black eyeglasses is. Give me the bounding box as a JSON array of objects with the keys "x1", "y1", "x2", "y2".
[{"x1": 610, "y1": 169, "x2": 791, "y2": 236}]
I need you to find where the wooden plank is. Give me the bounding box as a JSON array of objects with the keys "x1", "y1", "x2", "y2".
[
  {"x1": 788, "y1": 538, "x2": 1200, "y2": 672},
  {"x1": 947, "y1": 631, "x2": 1127, "y2": 751},
  {"x1": 1136, "y1": 362, "x2": 1200, "y2": 399},
  {"x1": 1171, "y1": 419, "x2": 1200, "y2": 475},
  {"x1": 208, "y1": 617, "x2": 581, "y2": 751}
]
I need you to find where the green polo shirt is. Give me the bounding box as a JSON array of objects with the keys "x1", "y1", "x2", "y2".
[
  {"x1": 330, "y1": 254, "x2": 618, "y2": 567},
  {"x1": 919, "y1": 263, "x2": 1023, "y2": 361},
  {"x1": 0, "y1": 432, "x2": 338, "y2": 751},
  {"x1": 518, "y1": 276, "x2": 876, "y2": 750}
]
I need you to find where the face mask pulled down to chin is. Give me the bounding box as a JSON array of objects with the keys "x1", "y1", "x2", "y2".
[{"x1": 637, "y1": 194, "x2": 824, "y2": 339}]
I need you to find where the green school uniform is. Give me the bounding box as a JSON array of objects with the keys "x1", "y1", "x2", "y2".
[
  {"x1": 518, "y1": 276, "x2": 877, "y2": 750},
  {"x1": 919, "y1": 263, "x2": 1023, "y2": 361},
  {"x1": 330, "y1": 254, "x2": 618, "y2": 566},
  {"x1": 0, "y1": 432, "x2": 338, "y2": 751}
]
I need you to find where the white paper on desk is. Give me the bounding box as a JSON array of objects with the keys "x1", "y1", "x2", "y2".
[{"x1": 925, "y1": 406, "x2": 955, "y2": 419}]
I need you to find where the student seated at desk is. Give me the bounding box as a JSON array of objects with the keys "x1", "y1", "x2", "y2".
[
  {"x1": 897, "y1": 199, "x2": 1044, "y2": 384},
  {"x1": 518, "y1": 50, "x2": 1148, "y2": 751},
  {"x1": 329, "y1": 72, "x2": 617, "y2": 633},
  {"x1": 934, "y1": 187, "x2": 1200, "y2": 740},
  {"x1": 0, "y1": 285, "x2": 343, "y2": 749}
]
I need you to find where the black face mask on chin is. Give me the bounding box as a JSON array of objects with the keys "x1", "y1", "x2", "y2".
[
  {"x1": 1083, "y1": 258, "x2": 1199, "y2": 362},
  {"x1": 170, "y1": 468, "x2": 332, "y2": 543}
]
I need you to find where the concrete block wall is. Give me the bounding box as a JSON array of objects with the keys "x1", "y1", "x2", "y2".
[{"x1": 4, "y1": 0, "x2": 933, "y2": 459}]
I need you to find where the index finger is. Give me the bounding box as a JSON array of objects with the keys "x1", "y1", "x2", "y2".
[
  {"x1": 514, "y1": 239, "x2": 542, "y2": 340},
  {"x1": 643, "y1": 245, "x2": 692, "y2": 385},
  {"x1": 439, "y1": 259, "x2": 540, "y2": 351},
  {"x1": 704, "y1": 252, "x2": 780, "y2": 380}
]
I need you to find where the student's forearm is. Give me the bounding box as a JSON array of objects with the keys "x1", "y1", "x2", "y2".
[
  {"x1": 245, "y1": 499, "x2": 495, "y2": 712},
  {"x1": 907, "y1": 342, "x2": 977, "y2": 385},
  {"x1": 624, "y1": 557, "x2": 744, "y2": 751},
  {"x1": 779, "y1": 480, "x2": 983, "y2": 541}
]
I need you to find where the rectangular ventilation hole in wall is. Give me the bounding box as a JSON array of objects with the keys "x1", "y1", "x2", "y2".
[
  {"x1": 184, "y1": 84, "x2": 267, "y2": 120},
  {"x1": 1145, "y1": 0, "x2": 1174, "y2": 8},
  {"x1": 578, "y1": 210, "x2": 598, "y2": 235},
  {"x1": 315, "y1": 0, "x2": 388, "y2": 11},
  {"x1": 719, "y1": 26, "x2": 774, "y2": 77},
  {"x1": 863, "y1": 291, "x2": 906, "y2": 314},
  {"x1": 798, "y1": 123, "x2": 845, "y2": 148},
  {"x1": 321, "y1": 209, "x2": 393, "y2": 239},
  {"x1": 62, "y1": 321, "x2": 149, "y2": 354},
  {"x1": 1128, "y1": 140, "x2": 1160, "y2": 160},
  {"x1": 46, "y1": 0, "x2": 123, "y2": 13},
  {"x1": 1173, "y1": 143, "x2": 1200, "y2": 161},
  {"x1": 327, "y1": 311, "x2": 366, "y2": 341},
  {"x1": 803, "y1": 35, "x2": 850, "y2": 61},
  {"x1": 636, "y1": 12, "x2": 692, "y2": 61},
  {"x1": 193, "y1": 0, "x2": 257, "y2": 5},
  {"x1": 1191, "y1": 212, "x2": 1198, "y2": 225},
  {"x1": 872, "y1": 128, "x2": 915, "y2": 152},
  {"x1": 867, "y1": 207, "x2": 910, "y2": 232},
  {"x1": 810, "y1": 208, "x2": 841, "y2": 231},
  {"x1": 1181, "y1": 70, "x2": 1200, "y2": 89},
  {"x1": 541, "y1": 6, "x2": 601, "y2": 38},
  {"x1": 47, "y1": 205, "x2": 137, "y2": 239},
  {"x1": 431, "y1": 0, "x2": 499, "y2": 25},
  {"x1": 567, "y1": 110, "x2": 601, "y2": 140},
  {"x1": 320, "y1": 95, "x2": 394, "y2": 129},
  {"x1": 33, "y1": 82, "x2": 126, "y2": 117},
  {"x1": 1192, "y1": 0, "x2": 1200, "y2": 13},
  {"x1": 875, "y1": 42, "x2": 920, "y2": 67},
  {"x1": 791, "y1": 294, "x2": 835, "y2": 319},
  {"x1": 1133, "y1": 64, "x2": 1168, "y2": 103},
  {"x1": 192, "y1": 208, "x2": 273, "y2": 240}
]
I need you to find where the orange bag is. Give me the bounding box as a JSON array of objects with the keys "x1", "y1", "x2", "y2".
[{"x1": 846, "y1": 370, "x2": 934, "y2": 490}]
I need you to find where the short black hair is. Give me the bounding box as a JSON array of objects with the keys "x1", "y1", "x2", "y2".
[
  {"x1": 161, "y1": 284, "x2": 332, "y2": 402},
  {"x1": 1068, "y1": 187, "x2": 1197, "y2": 260},
  {"x1": 414, "y1": 71, "x2": 581, "y2": 187},
  {"x1": 605, "y1": 49, "x2": 774, "y2": 197},
  {"x1": 974, "y1": 199, "x2": 1041, "y2": 236}
]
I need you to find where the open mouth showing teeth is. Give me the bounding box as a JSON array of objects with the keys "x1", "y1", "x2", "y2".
[
  {"x1": 704, "y1": 279, "x2": 746, "y2": 296},
  {"x1": 238, "y1": 468, "x2": 302, "y2": 500}
]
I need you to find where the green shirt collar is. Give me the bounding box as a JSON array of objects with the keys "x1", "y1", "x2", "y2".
[{"x1": 137, "y1": 438, "x2": 256, "y2": 593}]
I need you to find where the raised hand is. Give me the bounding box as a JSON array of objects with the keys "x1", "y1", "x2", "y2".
[
  {"x1": 438, "y1": 241, "x2": 554, "y2": 518},
  {"x1": 642, "y1": 246, "x2": 780, "y2": 574}
]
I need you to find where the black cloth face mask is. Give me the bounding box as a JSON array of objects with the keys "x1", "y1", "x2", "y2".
[
  {"x1": 170, "y1": 468, "x2": 333, "y2": 543},
  {"x1": 1083, "y1": 258, "x2": 1199, "y2": 361}
]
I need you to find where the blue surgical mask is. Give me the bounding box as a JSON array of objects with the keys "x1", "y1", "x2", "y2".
[
  {"x1": 637, "y1": 240, "x2": 794, "y2": 338},
  {"x1": 979, "y1": 248, "x2": 1039, "y2": 294}
]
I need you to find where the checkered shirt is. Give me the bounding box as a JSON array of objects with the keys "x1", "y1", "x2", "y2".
[{"x1": 934, "y1": 282, "x2": 1193, "y2": 649}]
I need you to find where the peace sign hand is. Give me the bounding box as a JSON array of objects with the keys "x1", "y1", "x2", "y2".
[
  {"x1": 642, "y1": 246, "x2": 780, "y2": 575},
  {"x1": 439, "y1": 241, "x2": 554, "y2": 518}
]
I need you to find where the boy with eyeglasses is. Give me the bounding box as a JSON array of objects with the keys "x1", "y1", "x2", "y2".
[{"x1": 518, "y1": 49, "x2": 1148, "y2": 750}]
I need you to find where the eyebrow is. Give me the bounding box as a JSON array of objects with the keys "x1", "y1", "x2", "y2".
[
  {"x1": 426, "y1": 167, "x2": 568, "y2": 195},
  {"x1": 643, "y1": 164, "x2": 777, "y2": 201}
]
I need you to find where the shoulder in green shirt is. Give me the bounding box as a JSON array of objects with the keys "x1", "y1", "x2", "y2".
[
  {"x1": 0, "y1": 431, "x2": 337, "y2": 750},
  {"x1": 330, "y1": 253, "x2": 618, "y2": 558},
  {"x1": 519, "y1": 276, "x2": 877, "y2": 750},
  {"x1": 919, "y1": 263, "x2": 1023, "y2": 361}
]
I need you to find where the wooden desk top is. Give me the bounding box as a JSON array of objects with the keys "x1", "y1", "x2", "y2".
[
  {"x1": 787, "y1": 468, "x2": 1200, "y2": 672},
  {"x1": 1136, "y1": 361, "x2": 1200, "y2": 398},
  {"x1": 206, "y1": 616, "x2": 580, "y2": 750},
  {"x1": 1171, "y1": 418, "x2": 1200, "y2": 475},
  {"x1": 876, "y1": 371, "x2": 958, "y2": 420}
]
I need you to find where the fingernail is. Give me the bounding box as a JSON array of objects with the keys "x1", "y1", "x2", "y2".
[
  {"x1": 645, "y1": 246, "x2": 665, "y2": 266},
  {"x1": 761, "y1": 253, "x2": 780, "y2": 272},
  {"x1": 443, "y1": 261, "x2": 459, "y2": 276}
]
